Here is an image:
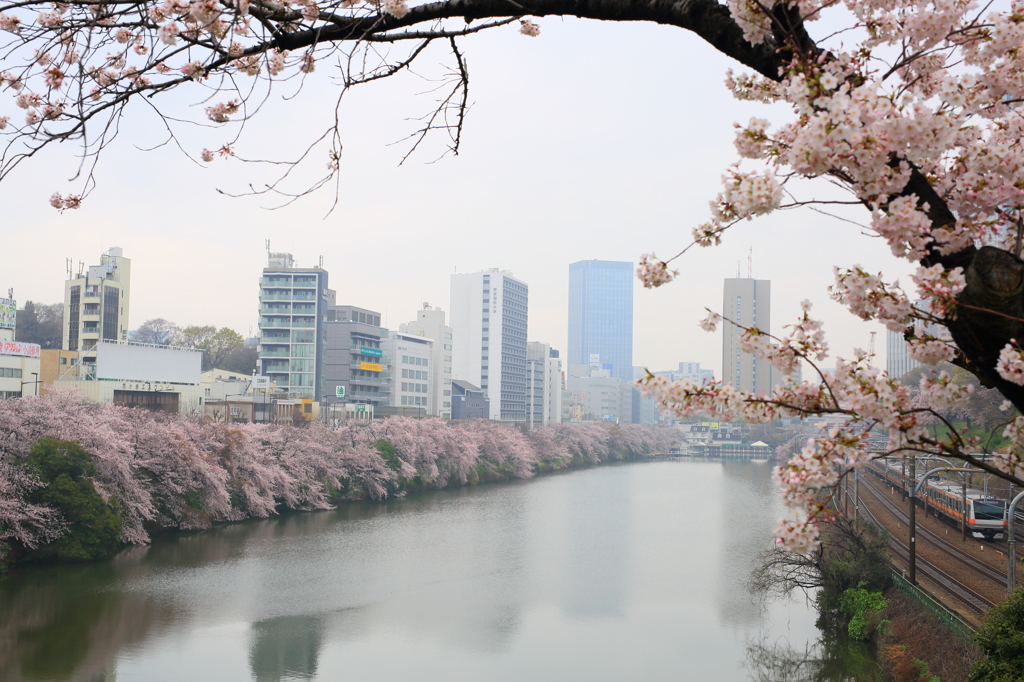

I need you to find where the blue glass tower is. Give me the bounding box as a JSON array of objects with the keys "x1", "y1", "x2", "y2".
[{"x1": 568, "y1": 260, "x2": 633, "y2": 381}]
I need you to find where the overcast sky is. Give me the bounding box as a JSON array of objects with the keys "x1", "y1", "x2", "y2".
[{"x1": 2, "y1": 17, "x2": 909, "y2": 379}]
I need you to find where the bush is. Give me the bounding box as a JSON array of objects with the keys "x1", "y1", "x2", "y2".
[
  {"x1": 17, "y1": 438, "x2": 123, "y2": 562},
  {"x1": 839, "y1": 586, "x2": 890, "y2": 641},
  {"x1": 969, "y1": 587, "x2": 1024, "y2": 681}
]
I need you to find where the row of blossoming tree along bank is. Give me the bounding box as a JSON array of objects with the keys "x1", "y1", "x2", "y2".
[{"x1": 0, "y1": 389, "x2": 679, "y2": 563}]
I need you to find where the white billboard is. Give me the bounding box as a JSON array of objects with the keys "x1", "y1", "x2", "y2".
[
  {"x1": 252, "y1": 376, "x2": 270, "y2": 389},
  {"x1": 96, "y1": 342, "x2": 202, "y2": 384}
]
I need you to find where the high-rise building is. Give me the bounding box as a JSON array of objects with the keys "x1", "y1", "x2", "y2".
[
  {"x1": 399, "y1": 304, "x2": 454, "y2": 418},
  {"x1": 63, "y1": 246, "x2": 131, "y2": 376},
  {"x1": 323, "y1": 305, "x2": 387, "y2": 408},
  {"x1": 568, "y1": 260, "x2": 633, "y2": 381},
  {"x1": 526, "y1": 341, "x2": 563, "y2": 428},
  {"x1": 450, "y1": 269, "x2": 528, "y2": 421},
  {"x1": 722, "y1": 277, "x2": 772, "y2": 395},
  {"x1": 257, "y1": 252, "x2": 331, "y2": 400}
]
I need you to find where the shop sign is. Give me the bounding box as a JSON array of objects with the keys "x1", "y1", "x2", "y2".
[{"x1": 359, "y1": 362, "x2": 382, "y2": 372}]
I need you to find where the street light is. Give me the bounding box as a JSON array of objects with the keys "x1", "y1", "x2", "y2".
[{"x1": 21, "y1": 372, "x2": 40, "y2": 396}]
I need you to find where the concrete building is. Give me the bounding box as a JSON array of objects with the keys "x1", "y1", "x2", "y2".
[
  {"x1": 399, "y1": 304, "x2": 454, "y2": 418},
  {"x1": 567, "y1": 370, "x2": 634, "y2": 424},
  {"x1": 257, "y1": 252, "x2": 331, "y2": 401},
  {"x1": 722, "y1": 277, "x2": 773, "y2": 395},
  {"x1": 39, "y1": 349, "x2": 79, "y2": 395},
  {"x1": 450, "y1": 269, "x2": 528, "y2": 422},
  {"x1": 451, "y1": 380, "x2": 489, "y2": 420},
  {"x1": 0, "y1": 302, "x2": 41, "y2": 399},
  {"x1": 526, "y1": 342, "x2": 563, "y2": 428},
  {"x1": 63, "y1": 247, "x2": 131, "y2": 376},
  {"x1": 323, "y1": 305, "x2": 388, "y2": 410},
  {"x1": 886, "y1": 319, "x2": 953, "y2": 380},
  {"x1": 382, "y1": 329, "x2": 434, "y2": 413},
  {"x1": 568, "y1": 260, "x2": 633, "y2": 382}
]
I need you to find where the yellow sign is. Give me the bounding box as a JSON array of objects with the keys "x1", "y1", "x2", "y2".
[{"x1": 360, "y1": 362, "x2": 383, "y2": 372}]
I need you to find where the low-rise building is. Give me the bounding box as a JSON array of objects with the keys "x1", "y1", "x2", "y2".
[
  {"x1": 451, "y1": 380, "x2": 488, "y2": 420},
  {"x1": 0, "y1": 341, "x2": 41, "y2": 399},
  {"x1": 39, "y1": 349, "x2": 79, "y2": 395}
]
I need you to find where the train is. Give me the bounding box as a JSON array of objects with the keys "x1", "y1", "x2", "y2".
[{"x1": 868, "y1": 458, "x2": 1008, "y2": 540}]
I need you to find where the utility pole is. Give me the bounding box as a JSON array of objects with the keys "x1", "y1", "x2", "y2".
[
  {"x1": 962, "y1": 478, "x2": 968, "y2": 541},
  {"x1": 1008, "y1": 491, "x2": 1024, "y2": 595},
  {"x1": 854, "y1": 466, "x2": 859, "y2": 520},
  {"x1": 909, "y1": 454, "x2": 917, "y2": 584}
]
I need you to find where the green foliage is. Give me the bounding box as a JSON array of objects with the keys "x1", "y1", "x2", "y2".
[
  {"x1": 914, "y1": 659, "x2": 940, "y2": 682},
  {"x1": 968, "y1": 587, "x2": 1024, "y2": 682},
  {"x1": 839, "y1": 586, "x2": 889, "y2": 640},
  {"x1": 18, "y1": 438, "x2": 123, "y2": 562},
  {"x1": 373, "y1": 439, "x2": 401, "y2": 471},
  {"x1": 817, "y1": 516, "x2": 892, "y2": 615}
]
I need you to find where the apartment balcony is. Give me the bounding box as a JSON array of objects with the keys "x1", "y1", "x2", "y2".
[
  {"x1": 291, "y1": 280, "x2": 317, "y2": 288},
  {"x1": 260, "y1": 277, "x2": 294, "y2": 286},
  {"x1": 260, "y1": 293, "x2": 295, "y2": 302},
  {"x1": 260, "y1": 307, "x2": 293, "y2": 315},
  {"x1": 259, "y1": 350, "x2": 291, "y2": 357}
]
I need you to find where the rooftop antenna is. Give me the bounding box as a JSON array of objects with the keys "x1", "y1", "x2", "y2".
[
  {"x1": 747, "y1": 248, "x2": 753, "y2": 279},
  {"x1": 319, "y1": 255, "x2": 324, "y2": 268},
  {"x1": 7, "y1": 288, "x2": 12, "y2": 300},
  {"x1": 66, "y1": 258, "x2": 72, "y2": 280},
  {"x1": 736, "y1": 261, "x2": 740, "y2": 278},
  {"x1": 77, "y1": 261, "x2": 84, "y2": 278}
]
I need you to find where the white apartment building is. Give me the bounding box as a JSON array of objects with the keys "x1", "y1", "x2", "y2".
[
  {"x1": 63, "y1": 247, "x2": 131, "y2": 376},
  {"x1": 382, "y1": 330, "x2": 434, "y2": 413},
  {"x1": 526, "y1": 341, "x2": 563, "y2": 428},
  {"x1": 722, "y1": 277, "x2": 773, "y2": 395},
  {"x1": 399, "y1": 304, "x2": 454, "y2": 419},
  {"x1": 450, "y1": 269, "x2": 528, "y2": 422}
]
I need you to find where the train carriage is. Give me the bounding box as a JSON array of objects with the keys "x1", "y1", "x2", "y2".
[{"x1": 868, "y1": 458, "x2": 1007, "y2": 540}]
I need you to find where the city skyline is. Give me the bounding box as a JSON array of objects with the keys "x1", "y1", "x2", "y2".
[{"x1": 3, "y1": 18, "x2": 898, "y2": 381}]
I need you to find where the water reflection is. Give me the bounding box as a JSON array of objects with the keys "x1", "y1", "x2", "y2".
[
  {"x1": 744, "y1": 635, "x2": 884, "y2": 682},
  {"x1": 718, "y1": 460, "x2": 779, "y2": 629},
  {"x1": 249, "y1": 615, "x2": 325, "y2": 682},
  {"x1": 0, "y1": 461, "x2": 845, "y2": 682}
]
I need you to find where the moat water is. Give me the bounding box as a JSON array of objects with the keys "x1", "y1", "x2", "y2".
[{"x1": 0, "y1": 460, "x2": 880, "y2": 681}]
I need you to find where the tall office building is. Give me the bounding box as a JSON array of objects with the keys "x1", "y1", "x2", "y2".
[
  {"x1": 63, "y1": 246, "x2": 131, "y2": 375},
  {"x1": 450, "y1": 269, "x2": 528, "y2": 421},
  {"x1": 568, "y1": 260, "x2": 633, "y2": 381},
  {"x1": 722, "y1": 277, "x2": 772, "y2": 395},
  {"x1": 399, "y1": 304, "x2": 455, "y2": 418},
  {"x1": 257, "y1": 252, "x2": 331, "y2": 400}
]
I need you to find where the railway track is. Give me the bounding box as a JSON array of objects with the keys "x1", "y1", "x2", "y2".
[
  {"x1": 858, "y1": 475, "x2": 1008, "y2": 587},
  {"x1": 852, "y1": 483, "x2": 996, "y2": 616}
]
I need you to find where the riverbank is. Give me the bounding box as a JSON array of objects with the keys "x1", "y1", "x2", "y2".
[
  {"x1": 879, "y1": 587, "x2": 980, "y2": 682},
  {"x1": 0, "y1": 390, "x2": 678, "y2": 569}
]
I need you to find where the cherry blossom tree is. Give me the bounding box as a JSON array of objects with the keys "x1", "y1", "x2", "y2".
[{"x1": 0, "y1": 392, "x2": 672, "y2": 553}]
